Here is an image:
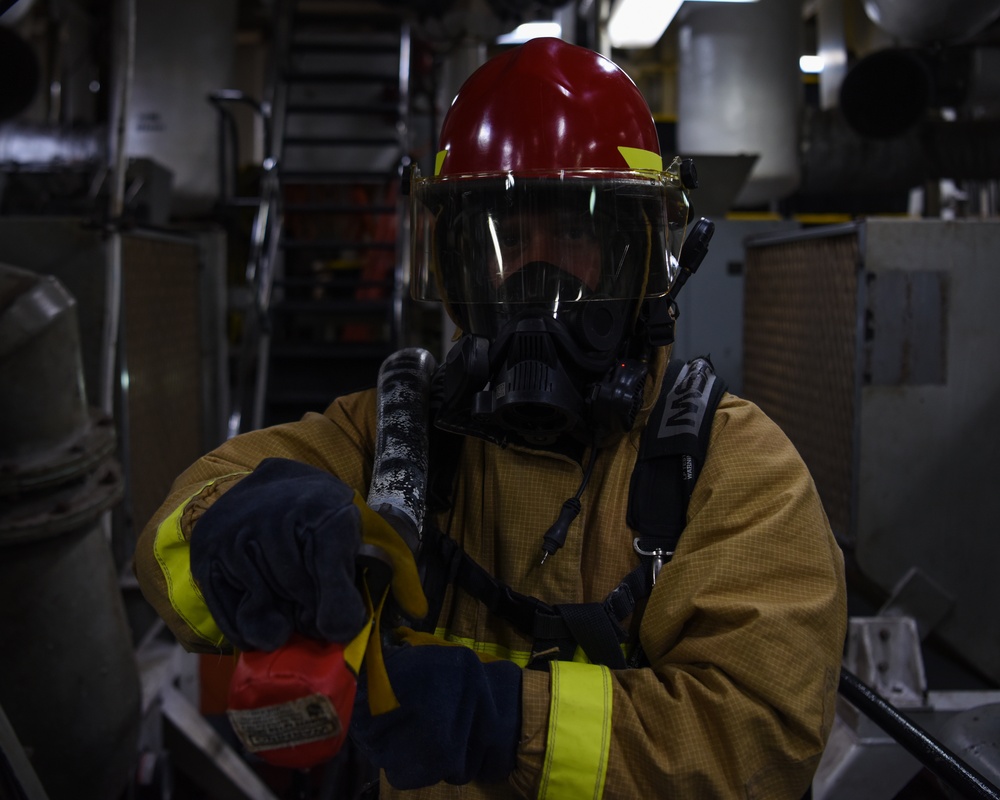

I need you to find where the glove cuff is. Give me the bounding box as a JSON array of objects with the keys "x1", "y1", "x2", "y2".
[{"x1": 475, "y1": 657, "x2": 522, "y2": 782}]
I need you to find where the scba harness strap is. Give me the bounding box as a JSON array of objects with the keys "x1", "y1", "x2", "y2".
[
  {"x1": 628, "y1": 355, "x2": 726, "y2": 574},
  {"x1": 419, "y1": 356, "x2": 727, "y2": 669}
]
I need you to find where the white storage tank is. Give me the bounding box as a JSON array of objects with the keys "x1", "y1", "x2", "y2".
[{"x1": 676, "y1": 0, "x2": 802, "y2": 208}]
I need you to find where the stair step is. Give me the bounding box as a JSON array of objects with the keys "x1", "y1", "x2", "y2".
[
  {"x1": 275, "y1": 282, "x2": 396, "y2": 302},
  {"x1": 289, "y1": 40, "x2": 399, "y2": 55},
  {"x1": 285, "y1": 103, "x2": 400, "y2": 116},
  {"x1": 282, "y1": 71, "x2": 398, "y2": 84},
  {"x1": 263, "y1": 391, "x2": 340, "y2": 414},
  {"x1": 283, "y1": 202, "x2": 395, "y2": 214},
  {"x1": 276, "y1": 275, "x2": 394, "y2": 289},
  {"x1": 281, "y1": 170, "x2": 399, "y2": 184},
  {"x1": 218, "y1": 197, "x2": 262, "y2": 209},
  {"x1": 266, "y1": 383, "x2": 374, "y2": 400},
  {"x1": 291, "y1": 11, "x2": 400, "y2": 31},
  {"x1": 284, "y1": 135, "x2": 400, "y2": 147},
  {"x1": 269, "y1": 342, "x2": 395, "y2": 359},
  {"x1": 282, "y1": 238, "x2": 396, "y2": 251},
  {"x1": 272, "y1": 298, "x2": 393, "y2": 314},
  {"x1": 263, "y1": 390, "x2": 367, "y2": 424}
]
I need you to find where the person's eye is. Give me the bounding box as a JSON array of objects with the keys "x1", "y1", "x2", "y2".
[
  {"x1": 498, "y1": 222, "x2": 520, "y2": 248},
  {"x1": 554, "y1": 212, "x2": 594, "y2": 241}
]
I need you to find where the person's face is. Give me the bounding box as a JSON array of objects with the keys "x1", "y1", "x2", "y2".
[{"x1": 486, "y1": 205, "x2": 602, "y2": 297}]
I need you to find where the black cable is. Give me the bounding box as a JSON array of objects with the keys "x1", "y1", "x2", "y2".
[{"x1": 540, "y1": 439, "x2": 599, "y2": 564}]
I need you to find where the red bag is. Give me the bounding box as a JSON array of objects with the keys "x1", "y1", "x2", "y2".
[{"x1": 226, "y1": 635, "x2": 357, "y2": 769}]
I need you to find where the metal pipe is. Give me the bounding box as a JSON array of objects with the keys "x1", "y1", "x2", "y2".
[
  {"x1": 839, "y1": 668, "x2": 1000, "y2": 800},
  {"x1": 0, "y1": 265, "x2": 138, "y2": 800},
  {"x1": 108, "y1": 0, "x2": 135, "y2": 221},
  {"x1": 0, "y1": 121, "x2": 105, "y2": 164}
]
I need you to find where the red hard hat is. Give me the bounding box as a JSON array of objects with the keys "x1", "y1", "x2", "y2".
[
  {"x1": 435, "y1": 37, "x2": 663, "y2": 176},
  {"x1": 411, "y1": 38, "x2": 692, "y2": 337}
]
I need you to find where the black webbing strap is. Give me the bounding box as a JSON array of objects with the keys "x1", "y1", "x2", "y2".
[
  {"x1": 627, "y1": 356, "x2": 727, "y2": 552},
  {"x1": 555, "y1": 603, "x2": 628, "y2": 668},
  {"x1": 423, "y1": 528, "x2": 569, "y2": 642},
  {"x1": 604, "y1": 560, "x2": 653, "y2": 622},
  {"x1": 421, "y1": 526, "x2": 646, "y2": 667}
]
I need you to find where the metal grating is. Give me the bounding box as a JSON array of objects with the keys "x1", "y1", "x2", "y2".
[
  {"x1": 743, "y1": 228, "x2": 861, "y2": 545},
  {"x1": 121, "y1": 236, "x2": 204, "y2": 539}
]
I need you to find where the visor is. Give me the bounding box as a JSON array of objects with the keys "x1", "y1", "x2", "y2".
[{"x1": 410, "y1": 165, "x2": 690, "y2": 335}]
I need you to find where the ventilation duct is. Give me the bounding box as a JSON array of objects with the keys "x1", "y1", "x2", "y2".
[
  {"x1": 839, "y1": 1, "x2": 1000, "y2": 139},
  {"x1": 839, "y1": 46, "x2": 971, "y2": 139},
  {"x1": 861, "y1": 0, "x2": 1000, "y2": 46}
]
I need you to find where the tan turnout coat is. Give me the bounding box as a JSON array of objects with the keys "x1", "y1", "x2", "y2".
[{"x1": 135, "y1": 347, "x2": 847, "y2": 799}]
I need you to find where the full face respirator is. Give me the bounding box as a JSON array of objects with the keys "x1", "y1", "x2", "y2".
[{"x1": 410, "y1": 167, "x2": 693, "y2": 447}]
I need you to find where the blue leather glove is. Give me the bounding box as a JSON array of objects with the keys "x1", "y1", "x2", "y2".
[
  {"x1": 190, "y1": 457, "x2": 367, "y2": 652},
  {"x1": 350, "y1": 640, "x2": 522, "y2": 789}
]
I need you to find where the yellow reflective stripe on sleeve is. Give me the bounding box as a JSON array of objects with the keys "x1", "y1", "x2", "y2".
[
  {"x1": 538, "y1": 661, "x2": 612, "y2": 800},
  {"x1": 152, "y1": 476, "x2": 246, "y2": 647}
]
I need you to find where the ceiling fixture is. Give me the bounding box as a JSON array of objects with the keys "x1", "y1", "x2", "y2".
[
  {"x1": 608, "y1": 0, "x2": 759, "y2": 50},
  {"x1": 799, "y1": 54, "x2": 824, "y2": 73},
  {"x1": 496, "y1": 20, "x2": 563, "y2": 44}
]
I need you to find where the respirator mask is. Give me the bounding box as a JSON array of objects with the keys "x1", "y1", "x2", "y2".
[{"x1": 411, "y1": 167, "x2": 690, "y2": 447}]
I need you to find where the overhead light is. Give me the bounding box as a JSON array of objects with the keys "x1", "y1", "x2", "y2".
[
  {"x1": 608, "y1": 0, "x2": 760, "y2": 50},
  {"x1": 496, "y1": 21, "x2": 562, "y2": 45},
  {"x1": 799, "y1": 55, "x2": 824, "y2": 73},
  {"x1": 608, "y1": 0, "x2": 683, "y2": 49}
]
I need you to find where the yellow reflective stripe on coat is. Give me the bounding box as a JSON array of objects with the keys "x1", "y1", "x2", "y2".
[
  {"x1": 539, "y1": 661, "x2": 612, "y2": 800},
  {"x1": 152, "y1": 479, "x2": 243, "y2": 648},
  {"x1": 433, "y1": 628, "x2": 533, "y2": 667}
]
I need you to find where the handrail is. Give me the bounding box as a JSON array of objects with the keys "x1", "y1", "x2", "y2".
[
  {"x1": 226, "y1": 155, "x2": 281, "y2": 439},
  {"x1": 207, "y1": 90, "x2": 273, "y2": 206},
  {"x1": 207, "y1": 89, "x2": 282, "y2": 438},
  {"x1": 839, "y1": 668, "x2": 1000, "y2": 800}
]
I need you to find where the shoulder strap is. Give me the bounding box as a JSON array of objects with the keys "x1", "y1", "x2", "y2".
[{"x1": 627, "y1": 355, "x2": 727, "y2": 554}]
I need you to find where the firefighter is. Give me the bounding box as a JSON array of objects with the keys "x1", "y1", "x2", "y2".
[{"x1": 135, "y1": 38, "x2": 847, "y2": 799}]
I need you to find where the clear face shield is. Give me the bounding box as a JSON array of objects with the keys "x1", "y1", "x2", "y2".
[{"x1": 410, "y1": 161, "x2": 691, "y2": 339}]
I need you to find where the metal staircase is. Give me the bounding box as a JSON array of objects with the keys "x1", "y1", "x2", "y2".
[{"x1": 231, "y1": 1, "x2": 419, "y2": 433}]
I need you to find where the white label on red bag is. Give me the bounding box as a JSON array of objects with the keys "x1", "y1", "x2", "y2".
[{"x1": 227, "y1": 693, "x2": 342, "y2": 752}]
